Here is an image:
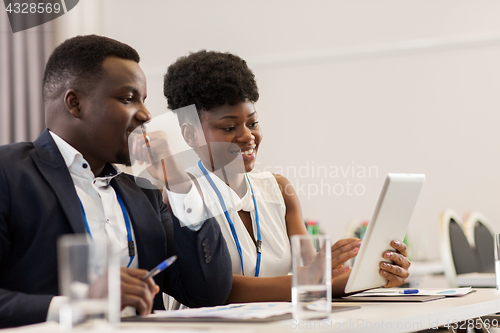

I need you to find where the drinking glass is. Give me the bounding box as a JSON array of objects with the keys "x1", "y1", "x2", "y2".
[
  {"x1": 291, "y1": 234, "x2": 332, "y2": 321},
  {"x1": 58, "y1": 234, "x2": 120, "y2": 329}
]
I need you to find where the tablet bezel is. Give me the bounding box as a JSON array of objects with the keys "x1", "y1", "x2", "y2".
[{"x1": 344, "y1": 173, "x2": 425, "y2": 294}]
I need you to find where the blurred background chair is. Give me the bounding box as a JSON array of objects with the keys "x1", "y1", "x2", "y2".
[
  {"x1": 464, "y1": 211, "x2": 495, "y2": 274},
  {"x1": 438, "y1": 209, "x2": 495, "y2": 288}
]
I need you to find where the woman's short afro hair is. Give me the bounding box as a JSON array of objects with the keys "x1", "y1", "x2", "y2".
[{"x1": 163, "y1": 50, "x2": 259, "y2": 113}]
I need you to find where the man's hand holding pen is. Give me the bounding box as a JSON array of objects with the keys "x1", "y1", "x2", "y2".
[{"x1": 120, "y1": 268, "x2": 159, "y2": 316}]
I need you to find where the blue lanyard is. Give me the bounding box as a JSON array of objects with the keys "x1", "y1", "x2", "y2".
[
  {"x1": 198, "y1": 160, "x2": 261, "y2": 277},
  {"x1": 78, "y1": 192, "x2": 135, "y2": 268}
]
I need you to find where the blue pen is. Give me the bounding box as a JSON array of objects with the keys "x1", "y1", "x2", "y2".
[
  {"x1": 142, "y1": 255, "x2": 177, "y2": 281},
  {"x1": 401, "y1": 289, "x2": 419, "y2": 294},
  {"x1": 363, "y1": 288, "x2": 420, "y2": 295}
]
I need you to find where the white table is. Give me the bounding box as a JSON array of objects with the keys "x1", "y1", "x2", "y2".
[
  {"x1": 121, "y1": 289, "x2": 500, "y2": 333},
  {"x1": 4, "y1": 289, "x2": 500, "y2": 333}
]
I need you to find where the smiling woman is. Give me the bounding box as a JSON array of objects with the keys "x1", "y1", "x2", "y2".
[
  {"x1": 163, "y1": 50, "x2": 411, "y2": 303},
  {"x1": 190, "y1": 102, "x2": 261, "y2": 176}
]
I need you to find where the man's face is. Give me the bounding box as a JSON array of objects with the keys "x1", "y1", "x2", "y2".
[{"x1": 77, "y1": 56, "x2": 150, "y2": 167}]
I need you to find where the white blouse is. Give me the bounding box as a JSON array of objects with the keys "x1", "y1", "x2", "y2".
[{"x1": 187, "y1": 165, "x2": 292, "y2": 277}]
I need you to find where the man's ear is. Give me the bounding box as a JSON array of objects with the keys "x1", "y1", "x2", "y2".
[
  {"x1": 63, "y1": 89, "x2": 82, "y2": 118},
  {"x1": 181, "y1": 123, "x2": 199, "y2": 148}
]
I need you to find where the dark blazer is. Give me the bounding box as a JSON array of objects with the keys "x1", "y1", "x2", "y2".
[{"x1": 0, "y1": 129, "x2": 232, "y2": 328}]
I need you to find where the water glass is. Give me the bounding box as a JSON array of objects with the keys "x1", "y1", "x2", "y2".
[
  {"x1": 291, "y1": 234, "x2": 332, "y2": 321},
  {"x1": 58, "y1": 234, "x2": 120, "y2": 329}
]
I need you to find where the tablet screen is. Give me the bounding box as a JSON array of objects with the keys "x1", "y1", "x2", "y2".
[{"x1": 344, "y1": 173, "x2": 425, "y2": 294}]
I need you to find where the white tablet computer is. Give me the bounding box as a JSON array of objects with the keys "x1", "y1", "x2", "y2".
[{"x1": 344, "y1": 173, "x2": 425, "y2": 294}]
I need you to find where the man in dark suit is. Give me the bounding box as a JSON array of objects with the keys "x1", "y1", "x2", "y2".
[{"x1": 0, "y1": 35, "x2": 232, "y2": 328}]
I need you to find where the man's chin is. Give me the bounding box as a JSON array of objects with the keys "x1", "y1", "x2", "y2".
[{"x1": 116, "y1": 152, "x2": 131, "y2": 166}]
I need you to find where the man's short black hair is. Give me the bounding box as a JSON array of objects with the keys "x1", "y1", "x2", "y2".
[
  {"x1": 43, "y1": 34, "x2": 140, "y2": 100},
  {"x1": 163, "y1": 50, "x2": 259, "y2": 119}
]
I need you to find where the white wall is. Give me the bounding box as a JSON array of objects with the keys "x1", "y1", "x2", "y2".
[{"x1": 54, "y1": 0, "x2": 500, "y2": 261}]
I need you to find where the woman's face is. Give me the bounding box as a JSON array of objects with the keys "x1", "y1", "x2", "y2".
[{"x1": 195, "y1": 101, "x2": 262, "y2": 174}]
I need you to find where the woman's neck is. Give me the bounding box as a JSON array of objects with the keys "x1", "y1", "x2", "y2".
[{"x1": 213, "y1": 168, "x2": 247, "y2": 198}]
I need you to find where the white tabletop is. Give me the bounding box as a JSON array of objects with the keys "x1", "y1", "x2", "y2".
[
  {"x1": 4, "y1": 289, "x2": 500, "y2": 333},
  {"x1": 121, "y1": 288, "x2": 500, "y2": 333}
]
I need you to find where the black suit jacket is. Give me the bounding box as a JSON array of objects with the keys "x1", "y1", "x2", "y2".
[{"x1": 0, "y1": 129, "x2": 232, "y2": 328}]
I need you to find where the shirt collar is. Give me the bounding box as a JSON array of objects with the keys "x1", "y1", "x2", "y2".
[
  {"x1": 198, "y1": 163, "x2": 255, "y2": 212},
  {"x1": 49, "y1": 130, "x2": 121, "y2": 182},
  {"x1": 49, "y1": 130, "x2": 79, "y2": 168}
]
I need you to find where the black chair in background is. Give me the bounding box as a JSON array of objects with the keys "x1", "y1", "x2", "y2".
[
  {"x1": 439, "y1": 210, "x2": 495, "y2": 288},
  {"x1": 464, "y1": 211, "x2": 495, "y2": 274}
]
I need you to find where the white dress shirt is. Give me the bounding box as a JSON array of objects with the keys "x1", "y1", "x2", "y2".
[
  {"x1": 46, "y1": 131, "x2": 205, "y2": 321},
  {"x1": 187, "y1": 164, "x2": 292, "y2": 278}
]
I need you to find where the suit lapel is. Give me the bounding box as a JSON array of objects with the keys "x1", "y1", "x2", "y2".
[
  {"x1": 30, "y1": 129, "x2": 86, "y2": 234},
  {"x1": 30, "y1": 130, "x2": 167, "y2": 269}
]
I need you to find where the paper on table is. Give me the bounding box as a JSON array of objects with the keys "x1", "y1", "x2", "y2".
[
  {"x1": 149, "y1": 302, "x2": 292, "y2": 320},
  {"x1": 355, "y1": 287, "x2": 473, "y2": 297}
]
